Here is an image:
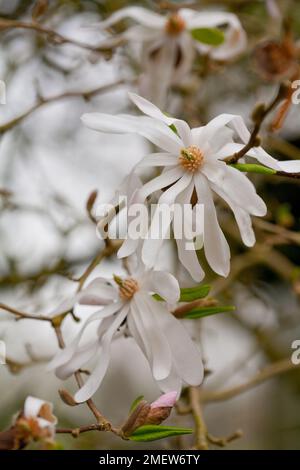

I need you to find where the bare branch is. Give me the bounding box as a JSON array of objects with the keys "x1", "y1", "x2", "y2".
[{"x1": 201, "y1": 358, "x2": 300, "y2": 403}]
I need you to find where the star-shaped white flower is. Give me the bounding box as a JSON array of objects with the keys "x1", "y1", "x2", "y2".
[
  {"x1": 97, "y1": 6, "x2": 247, "y2": 105},
  {"x1": 82, "y1": 93, "x2": 300, "y2": 281},
  {"x1": 49, "y1": 266, "x2": 203, "y2": 402}
]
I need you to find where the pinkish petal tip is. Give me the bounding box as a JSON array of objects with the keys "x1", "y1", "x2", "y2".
[{"x1": 150, "y1": 391, "x2": 177, "y2": 409}]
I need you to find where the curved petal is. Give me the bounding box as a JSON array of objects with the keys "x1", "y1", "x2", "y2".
[
  {"x1": 78, "y1": 278, "x2": 118, "y2": 306},
  {"x1": 176, "y1": 237, "x2": 205, "y2": 282},
  {"x1": 129, "y1": 92, "x2": 192, "y2": 146},
  {"x1": 128, "y1": 302, "x2": 151, "y2": 359},
  {"x1": 152, "y1": 300, "x2": 204, "y2": 385},
  {"x1": 81, "y1": 113, "x2": 182, "y2": 154},
  {"x1": 58, "y1": 321, "x2": 113, "y2": 396},
  {"x1": 140, "y1": 39, "x2": 179, "y2": 108},
  {"x1": 132, "y1": 294, "x2": 172, "y2": 381},
  {"x1": 97, "y1": 6, "x2": 165, "y2": 30},
  {"x1": 125, "y1": 25, "x2": 160, "y2": 42},
  {"x1": 175, "y1": 181, "x2": 205, "y2": 281},
  {"x1": 185, "y1": 11, "x2": 247, "y2": 60},
  {"x1": 136, "y1": 152, "x2": 177, "y2": 167},
  {"x1": 74, "y1": 305, "x2": 130, "y2": 403},
  {"x1": 195, "y1": 173, "x2": 231, "y2": 277},
  {"x1": 184, "y1": 10, "x2": 242, "y2": 30},
  {"x1": 24, "y1": 397, "x2": 53, "y2": 421},
  {"x1": 213, "y1": 142, "x2": 244, "y2": 160},
  {"x1": 202, "y1": 160, "x2": 267, "y2": 216},
  {"x1": 156, "y1": 367, "x2": 182, "y2": 395},
  {"x1": 55, "y1": 340, "x2": 100, "y2": 380},
  {"x1": 204, "y1": 113, "x2": 250, "y2": 144},
  {"x1": 48, "y1": 297, "x2": 78, "y2": 317},
  {"x1": 141, "y1": 173, "x2": 192, "y2": 267},
  {"x1": 133, "y1": 167, "x2": 184, "y2": 204},
  {"x1": 48, "y1": 302, "x2": 123, "y2": 371},
  {"x1": 249, "y1": 147, "x2": 300, "y2": 173},
  {"x1": 117, "y1": 237, "x2": 140, "y2": 259},
  {"x1": 203, "y1": 113, "x2": 286, "y2": 172},
  {"x1": 210, "y1": 27, "x2": 247, "y2": 61},
  {"x1": 275, "y1": 160, "x2": 300, "y2": 173},
  {"x1": 149, "y1": 270, "x2": 180, "y2": 303},
  {"x1": 211, "y1": 182, "x2": 255, "y2": 247}
]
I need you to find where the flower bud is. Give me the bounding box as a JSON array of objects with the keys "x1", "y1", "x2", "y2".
[
  {"x1": 59, "y1": 388, "x2": 78, "y2": 406},
  {"x1": 145, "y1": 391, "x2": 177, "y2": 425},
  {"x1": 121, "y1": 400, "x2": 151, "y2": 437},
  {"x1": 122, "y1": 392, "x2": 178, "y2": 437}
]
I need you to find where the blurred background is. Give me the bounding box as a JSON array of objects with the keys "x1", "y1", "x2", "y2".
[{"x1": 0, "y1": 0, "x2": 300, "y2": 450}]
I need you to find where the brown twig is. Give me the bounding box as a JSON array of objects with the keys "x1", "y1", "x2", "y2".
[
  {"x1": 224, "y1": 83, "x2": 290, "y2": 165},
  {"x1": 254, "y1": 219, "x2": 300, "y2": 245},
  {"x1": 201, "y1": 358, "x2": 300, "y2": 403},
  {"x1": 207, "y1": 429, "x2": 243, "y2": 447},
  {"x1": 75, "y1": 242, "x2": 120, "y2": 292},
  {"x1": 188, "y1": 387, "x2": 208, "y2": 450},
  {"x1": 0, "y1": 80, "x2": 125, "y2": 134},
  {"x1": 0, "y1": 302, "x2": 52, "y2": 322},
  {"x1": 0, "y1": 17, "x2": 122, "y2": 54},
  {"x1": 275, "y1": 171, "x2": 300, "y2": 180},
  {"x1": 52, "y1": 322, "x2": 111, "y2": 428},
  {"x1": 56, "y1": 423, "x2": 106, "y2": 437}
]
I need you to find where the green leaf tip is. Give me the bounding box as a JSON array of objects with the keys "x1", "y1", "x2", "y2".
[
  {"x1": 129, "y1": 425, "x2": 193, "y2": 442},
  {"x1": 190, "y1": 27, "x2": 225, "y2": 46}
]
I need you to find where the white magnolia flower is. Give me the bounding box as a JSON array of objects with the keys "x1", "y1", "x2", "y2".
[
  {"x1": 82, "y1": 93, "x2": 300, "y2": 281},
  {"x1": 49, "y1": 266, "x2": 203, "y2": 402},
  {"x1": 97, "y1": 6, "x2": 247, "y2": 105},
  {"x1": 23, "y1": 396, "x2": 57, "y2": 437}
]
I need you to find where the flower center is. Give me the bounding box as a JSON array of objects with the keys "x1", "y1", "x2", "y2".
[
  {"x1": 165, "y1": 13, "x2": 186, "y2": 36},
  {"x1": 179, "y1": 146, "x2": 204, "y2": 172},
  {"x1": 117, "y1": 277, "x2": 139, "y2": 300}
]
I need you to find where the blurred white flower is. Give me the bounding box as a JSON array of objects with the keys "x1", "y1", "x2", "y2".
[
  {"x1": 23, "y1": 396, "x2": 57, "y2": 438},
  {"x1": 82, "y1": 93, "x2": 300, "y2": 280},
  {"x1": 49, "y1": 265, "x2": 203, "y2": 402},
  {"x1": 265, "y1": 0, "x2": 281, "y2": 19},
  {"x1": 97, "y1": 6, "x2": 247, "y2": 105}
]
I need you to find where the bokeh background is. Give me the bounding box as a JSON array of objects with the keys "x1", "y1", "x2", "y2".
[{"x1": 0, "y1": 0, "x2": 300, "y2": 449}]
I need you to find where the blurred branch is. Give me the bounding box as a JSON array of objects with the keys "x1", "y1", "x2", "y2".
[
  {"x1": 212, "y1": 243, "x2": 299, "y2": 296},
  {"x1": 266, "y1": 135, "x2": 300, "y2": 160},
  {"x1": 254, "y1": 219, "x2": 300, "y2": 245},
  {"x1": 0, "y1": 241, "x2": 124, "y2": 436},
  {"x1": 56, "y1": 423, "x2": 110, "y2": 437},
  {"x1": 207, "y1": 429, "x2": 243, "y2": 448},
  {"x1": 188, "y1": 386, "x2": 242, "y2": 449},
  {"x1": 52, "y1": 322, "x2": 111, "y2": 429},
  {"x1": 0, "y1": 17, "x2": 122, "y2": 54},
  {"x1": 188, "y1": 386, "x2": 208, "y2": 450},
  {"x1": 0, "y1": 80, "x2": 126, "y2": 134},
  {"x1": 222, "y1": 82, "x2": 300, "y2": 179},
  {"x1": 0, "y1": 302, "x2": 52, "y2": 322},
  {"x1": 201, "y1": 358, "x2": 300, "y2": 403},
  {"x1": 75, "y1": 241, "x2": 121, "y2": 291}
]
